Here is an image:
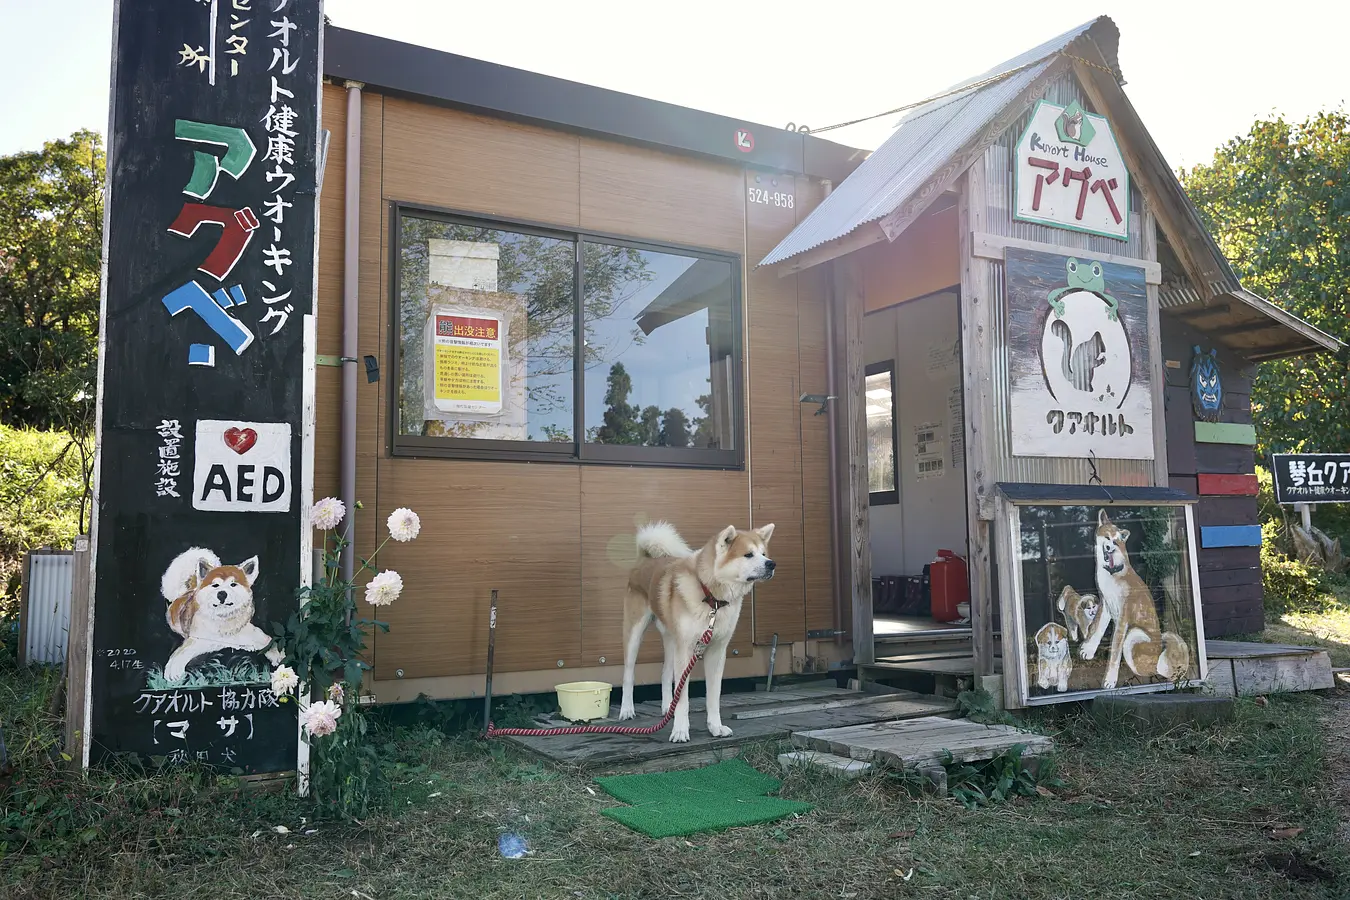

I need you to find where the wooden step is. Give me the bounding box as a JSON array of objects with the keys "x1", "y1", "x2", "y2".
[{"x1": 792, "y1": 715, "x2": 1053, "y2": 769}]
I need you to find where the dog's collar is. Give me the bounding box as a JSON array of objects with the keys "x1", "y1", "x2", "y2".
[{"x1": 700, "y1": 580, "x2": 729, "y2": 610}]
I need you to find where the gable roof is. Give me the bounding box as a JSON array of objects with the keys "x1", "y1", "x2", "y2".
[{"x1": 760, "y1": 16, "x2": 1340, "y2": 361}]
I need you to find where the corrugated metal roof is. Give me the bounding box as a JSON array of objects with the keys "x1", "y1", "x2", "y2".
[{"x1": 759, "y1": 17, "x2": 1115, "y2": 268}]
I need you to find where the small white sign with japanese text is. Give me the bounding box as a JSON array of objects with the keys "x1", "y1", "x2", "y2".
[{"x1": 1014, "y1": 100, "x2": 1130, "y2": 241}]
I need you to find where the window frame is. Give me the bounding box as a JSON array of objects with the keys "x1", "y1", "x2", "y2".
[
  {"x1": 864, "y1": 359, "x2": 899, "y2": 506},
  {"x1": 387, "y1": 202, "x2": 746, "y2": 470}
]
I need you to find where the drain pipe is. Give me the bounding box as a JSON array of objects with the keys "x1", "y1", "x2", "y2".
[
  {"x1": 820, "y1": 180, "x2": 847, "y2": 647},
  {"x1": 340, "y1": 81, "x2": 363, "y2": 585}
]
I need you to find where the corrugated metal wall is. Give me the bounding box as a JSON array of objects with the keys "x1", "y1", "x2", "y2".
[
  {"x1": 982, "y1": 72, "x2": 1152, "y2": 488},
  {"x1": 22, "y1": 551, "x2": 73, "y2": 666}
]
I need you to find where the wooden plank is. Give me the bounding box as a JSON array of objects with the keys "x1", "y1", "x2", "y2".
[
  {"x1": 1207, "y1": 658, "x2": 1237, "y2": 697},
  {"x1": 1164, "y1": 385, "x2": 1197, "y2": 476},
  {"x1": 733, "y1": 691, "x2": 910, "y2": 720},
  {"x1": 1195, "y1": 442, "x2": 1258, "y2": 475},
  {"x1": 1201, "y1": 525, "x2": 1263, "y2": 549},
  {"x1": 1201, "y1": 582, "x2": 1264, "y2": 605},
  {"x1": 1199, "y1": 567, "x2": 1261, "y2": 589},
  {"x1": 972, "y1": 231, "x2": 1162, "y2": 284},
  {"x1": 871, "y1": 656, "x2": 975, "y2": 676},
  {"x1": 1194, "y1": 421, "x2": 1258, "y2": 446},
  {"x1": 792, "y1": 715, "x2": 1053, "y2": 769},
  {"x1": 64, "y1": 536, "x2": 91, "y2": 769},
  {"x1": 1143, "y1": 207, "x2": 1168, "y2": 488},
  {"x1": 960, "y1": 158, "x2": 995, "y2": 679},
  {"x1": 1205, "y1": 615, "x2": 1265, "y2": 639},
  {"x1": 1232, "y1": 651, "x2": 1334, "y2": 695},
  {"x1": 1198, "y1": 546, "x2": 1260, "y2": 571},
  {"x1": 1206, "y1": 640, "x2": 1321, "y2": 658},
  {"x1": 1197, "y1": 474, "x2": 1259, "y2": 496},
  {"x1": 1169, "y1": 475, "x2": 1198, "y2": 496},
  {"x1": 1196, "y1": 496, "x2": 1259, "y2": 528}
]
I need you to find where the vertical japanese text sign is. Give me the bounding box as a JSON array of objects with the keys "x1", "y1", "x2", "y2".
[{"x1": 88, "y1": 0, "x2": 322, "y2": 774}]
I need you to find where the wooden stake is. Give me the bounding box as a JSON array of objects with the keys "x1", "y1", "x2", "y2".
[{"x1": 483, "y1": 590, "x2": 497, "y2": 732}]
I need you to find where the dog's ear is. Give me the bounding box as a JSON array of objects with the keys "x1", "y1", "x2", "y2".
[
  {"x1": 1116, "y1": 527, "x2": 1130, "y2": 542},
  {"x1": 718, "y1": 525, "x2": 737, "y2": 548},
  {"x1": 1057, "y1": 585, "x2": 1075, "y2": 611},
  {"x1": 755, "y1": 523, "x2": 775, "y2": 543},
  {"x1": 1097, "y1": 509, "x2": 1110, "y2": 527},
  {"x1": 238, "y1": 556, "x2": 260, "y2": 582},
  {"x1": 196, "y1": 557, "x2": 214, "y2": 585}
]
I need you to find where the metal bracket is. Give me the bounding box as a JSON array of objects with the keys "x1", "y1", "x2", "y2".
[{"x1": 799, "y1": 393, "x2": 836, "y2": 416}]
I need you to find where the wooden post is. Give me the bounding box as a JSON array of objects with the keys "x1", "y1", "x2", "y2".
[
  {"x1": 832, "y1": 257, "x2": 874, "y2": 666},
  {"x1": 958, "y1": 159, "x2": 996, "y2": 679},
  {"x1": 1142, "y1": 206, "x2": 1168, "y2": 487},
  {"x1": 64, "y1": 536, "x2": 92, "y2": 769}
]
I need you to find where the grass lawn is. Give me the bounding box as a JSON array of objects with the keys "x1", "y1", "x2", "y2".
[{"x1": 3, "y1": 660, "x2": 1347, "y2": 900}]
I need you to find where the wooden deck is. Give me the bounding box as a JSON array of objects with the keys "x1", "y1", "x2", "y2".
[
  {"x1": 792, "y1": 715, "x2": 1054, "y2": 769},
  {"x1": 1205, "y1": 640, "x2": 1335, "y2": 697},
  {"x1": 502, "y1": 681, "x2": 958, "y2": 772}
]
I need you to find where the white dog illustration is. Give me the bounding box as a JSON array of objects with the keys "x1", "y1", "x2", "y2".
[{"x1": 162, "y1": 548, "x2": 282, "y2": 682}]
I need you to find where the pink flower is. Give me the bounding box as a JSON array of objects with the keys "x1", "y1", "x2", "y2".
[{"x1": 301, "y1": 699, "x2": 342, "y2": 738}]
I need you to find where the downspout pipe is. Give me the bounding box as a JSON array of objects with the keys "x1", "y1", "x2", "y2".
[
  {"x1": 819, "y1": 180, "x2": 847, "y2": 647},
  {"x1": 340, "y1": 81, "x2": 363, "y2": 585}
]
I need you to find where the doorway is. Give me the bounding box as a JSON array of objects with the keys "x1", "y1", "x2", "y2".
[{"x1": 862, "y1": 288, "x2": 971, "y2": 654}]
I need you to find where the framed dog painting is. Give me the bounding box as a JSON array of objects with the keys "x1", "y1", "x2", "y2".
[{"x1": 994, "y1": 487, "x2": 1208, "y2": 707}]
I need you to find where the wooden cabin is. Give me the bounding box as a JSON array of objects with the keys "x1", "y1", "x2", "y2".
[{"x1": 315, "y1": 17, "x2": 1339, "y2": 708}]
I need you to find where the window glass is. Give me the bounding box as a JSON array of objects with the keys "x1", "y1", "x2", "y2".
[
  {"x1": 582, "y1": 243, "x2": 737, "y2": 451},
  {"x1": 866, "y1": 364, "x2": 896, "y2": 499},
  {"x1": 397, "y1": 216, "x2": 574, "y2": 442}
]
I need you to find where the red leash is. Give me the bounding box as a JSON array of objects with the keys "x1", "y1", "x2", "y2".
[{"x1": 485, "y1": 625, "x2": 715, "y2": 738}]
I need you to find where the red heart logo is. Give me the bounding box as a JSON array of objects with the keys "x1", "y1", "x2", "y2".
[{"x1": 223, "y1": 427, "x2": 258, "y2": 455}]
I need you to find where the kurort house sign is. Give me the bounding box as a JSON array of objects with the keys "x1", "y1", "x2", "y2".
[
  {"x1": 88, "y1": 0, "x2": 322, "y2": 774},
  {"x1": 1014, "y1": 100, "x2": 1130, "y2": 241}
]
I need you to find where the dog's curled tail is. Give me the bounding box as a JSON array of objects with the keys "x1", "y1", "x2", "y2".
[
  {"x1": 161, "y1": 547, "x2": 220, "y2": 601},
  {"x1": 635, "y1": 521, "x2": 692, "y2": 559}
]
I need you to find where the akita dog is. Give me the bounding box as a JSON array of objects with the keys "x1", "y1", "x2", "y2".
[
  {"x1": 1079, "y1": 510, "x2": 1191, "y2": 689},
  {"x1": 618, "y1": 521, "x2": 776, "y2": 742},
  {"x1": 162, "y1": 548, "x2": 282, "y2": 682}
]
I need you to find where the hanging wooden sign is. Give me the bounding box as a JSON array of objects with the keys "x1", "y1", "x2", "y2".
[
  {"x1": 1014, "y1": 100, "x2": 1130, "y2": 241},
  {"x1": 1005, "y1": 247, "x2": 1154, "y2": 460},
  {"x1": 86, "y1": 0, "x2": 322, "y2": 774}
]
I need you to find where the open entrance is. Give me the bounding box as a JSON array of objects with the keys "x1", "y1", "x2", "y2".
[{"x1": 862, "y1": 288, "x2": 971, "y2": 663}]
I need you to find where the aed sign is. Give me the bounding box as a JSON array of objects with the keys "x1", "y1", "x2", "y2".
[
  {"x1": 192, "y1": 420, "x2": 292, "y2": 512},
  {"x1": 1014, "y1": 100, "x2": 1130, "y2": 241}
]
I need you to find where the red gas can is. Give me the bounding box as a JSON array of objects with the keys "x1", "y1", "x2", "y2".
[{"x1": 928, "y1": 550, "x2": 969, "y2": 623}]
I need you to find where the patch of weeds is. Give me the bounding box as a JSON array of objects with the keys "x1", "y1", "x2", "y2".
[
  {"x1": 955, "y1": 687, "x2": 1016, "y2": 726},
  {"x1": 942, "y1": 745, "x2": 1063, "y2": 810}
]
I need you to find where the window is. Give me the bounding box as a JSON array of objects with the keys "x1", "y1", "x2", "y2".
[
  {"x1": 393, "y1": 208, "x2": 743, "y2": 467},
  {"x1": 865, "y1": 361, "x2": 897, "y2": 505}
]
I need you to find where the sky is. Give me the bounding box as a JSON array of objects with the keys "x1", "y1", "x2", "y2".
[{"x1": 0, "y1": 1, "x2": 1346, "y2": 171}]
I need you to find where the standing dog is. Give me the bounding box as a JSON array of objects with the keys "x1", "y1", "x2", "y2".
[
  {"x1": 1079, "y1": 510, "x2": 1190, "y2": 689},
  {"x1": 618, "y1": 521, "x2": 775, "y2": 742},
  {"x1": 162, "y1": 548, "x2": 282, "y2": 682}
]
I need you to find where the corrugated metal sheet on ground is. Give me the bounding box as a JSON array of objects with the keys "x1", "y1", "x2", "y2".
[
  {"x1": 759, "y1": 17, "x2": 1113, "y2": 267},
  {"x1": 23, "y1": 551, "x2": 73, "y2": 665}
]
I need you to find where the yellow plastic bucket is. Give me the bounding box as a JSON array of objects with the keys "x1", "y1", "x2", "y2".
[{"x1": 555, "y1": 681, "x2": 613, "y2": 722}]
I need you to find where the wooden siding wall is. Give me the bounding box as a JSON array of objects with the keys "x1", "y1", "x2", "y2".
[
  {"x1": 1160, "y1": 314, "x2": 1263, "y2": 636},
  {"x1": 313, "y1": 88, "x2": 836, "y2": 682}
]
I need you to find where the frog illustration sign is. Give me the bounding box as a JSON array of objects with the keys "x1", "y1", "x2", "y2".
[{"x1": 1005, "y1": 247, "x2": 1153, "y2": 460}]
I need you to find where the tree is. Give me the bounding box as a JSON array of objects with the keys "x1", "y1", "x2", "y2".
[
  {"x1": 638, "y1": 405, "x2": 661, "y2": 446},
  {"x1": 1180, "y1": 111, "x2": 1350, "y2": 458},
  {"x1": 658, "y1": 407, "x2": 691, "y2": 448},
  {"x1": 0, "y1": 131, "x2": 104, "y2": 431},
  {"x1": 596, "y1": 362, "x2": 641, "y2": 445}
]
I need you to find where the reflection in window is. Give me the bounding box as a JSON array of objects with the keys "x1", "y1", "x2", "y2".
[
  {"x1": 397, "y1": 217, "x2": 574, "y2": 442},
  {"x1": 866, "y1": 362, "x2": 897, "y2": 504},
  {"x1": 583, "y1": 243, "x2": 737, "y2": 451}
]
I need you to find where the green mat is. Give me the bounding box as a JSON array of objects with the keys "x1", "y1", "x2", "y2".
[{"x1": 594, "y1": 759, "x2": 812, "y2": 838}]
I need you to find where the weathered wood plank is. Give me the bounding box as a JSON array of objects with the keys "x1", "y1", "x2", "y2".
[
  {"x1": 1199, "y1": 567, "x2": 1262, "y2": 589},
  {"x1": 1143, "y1": 207, "x2": 1168, "y2": 488},
  {"x1": 1206, "y1": 640, "x2": 1321, "y2": 658},
  {"x1": 1196, "y1": 496, "x2": 1259, "y2": 528},
  {"x1": 1195, "y1": 442, "x2": 1257, "y2": 475},
  {"x1": 792, "y1": 715, "x2": 1053, "y2": 769},
  {"x1": 1232, "y1": 652, "x2": 1334, "y2": 695},
  {"x1": 1198, "y1": 546, "x2": 1260, "y2": 571},
  {"x1": 1195, "y1": 422, "x2": 1258, "y2": 446},
  {"x1": 972, "y1": 231, "x2": 1163, "y2": 284},
  {"x1": 1197, "y1": 474, "x2": 1259, "y2": 496},
  {"x1": 733, "y1": 692, "x2": 910, "y2": 720}
]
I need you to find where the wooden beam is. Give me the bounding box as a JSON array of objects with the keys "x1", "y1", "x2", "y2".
[
  {"x1": 1195, "y1": 422, "x2": 1257, "y2": 446},
  {"x1": 972, "y1": 231, "x2": 1162, "y2": 284},
  {"x1": 775, "y1": 222, "x2": 887, "y2": 278},
  {"x1": 959, "y1": 159, "x2": 995, "y2": 680},
  {"x1": 1142, "y1": 207, "x2": 1168, "y2": 488},
  {"x1": 832, "y1": 256, "x2": 875, "y2": 666}
]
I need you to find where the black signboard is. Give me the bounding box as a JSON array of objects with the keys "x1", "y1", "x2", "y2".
[
  {"x1": 1271, "y1": 453, "x2": 1350, "y2": 505},
  {"x1": 89, "y1": 1, "x2": 322, "y2": 773}
]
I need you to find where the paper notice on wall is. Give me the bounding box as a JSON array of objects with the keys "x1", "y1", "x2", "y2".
[
  {"x1": 948, "y1": 385, "x2": 965, "y2": 472},
  {"x1": 428, "y1": 308, "x2": 506, "y2": 416},
  {"x1": 914, "y1": 420, "x2": 945, "y2": 480},
  {"x1": 926, "y1": 338, "x2": 959, "y2": 382}
]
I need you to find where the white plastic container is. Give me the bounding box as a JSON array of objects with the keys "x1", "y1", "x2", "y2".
[{"x1": 555, "y1": 681, "x2": 613, "y2": 722}]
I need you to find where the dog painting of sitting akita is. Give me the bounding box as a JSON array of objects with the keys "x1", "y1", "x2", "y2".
[
  {"x1": 160, "y1": 547, "x2": 283, "y2": 684},
  {"x1": 1078, "y1": 509, "x2": 1191, "y2": 690}
]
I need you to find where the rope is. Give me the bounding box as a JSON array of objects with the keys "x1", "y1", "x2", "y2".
[{"x1": 484, "y1": 626, "x2": 715, "y2": 738}]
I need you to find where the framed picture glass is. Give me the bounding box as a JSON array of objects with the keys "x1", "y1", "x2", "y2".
[{"x1": 995, "y1": 486, "x2": 1207, "y2": 706}]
